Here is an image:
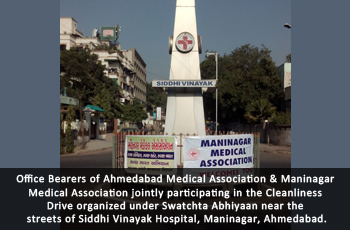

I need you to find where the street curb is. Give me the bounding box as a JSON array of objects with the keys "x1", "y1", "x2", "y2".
[
  {"x1": 260, "y1": 150, "x2": 291, "y2": 155},
  {"x1": 75, "y1": 146, "x2": 113, "y2": 155},
  {"x1": 62, "y1": 147, "x2": 113, "y2": 155}
]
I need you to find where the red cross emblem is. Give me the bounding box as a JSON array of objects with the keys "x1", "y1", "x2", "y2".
[
  {"x1": 187, "y1": 148, "x2": 200, "y2": 160},
  {"x1": 175, "y1": 32, "x2": 195, "y2": 53},
  {"x1": 178, "y1": 36, "x2": 193, "y2": 50}
]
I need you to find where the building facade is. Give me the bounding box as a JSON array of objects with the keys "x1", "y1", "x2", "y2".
[
  {"x1": 278, "y1": 63, "x2": 291, "y2": 112},
  {"x1": 60, "y1": 17, "x2": 101, "y2": 51},
  {"x1": 60, "y1": 17, "x2": 147, "y2": 105},
  {"x1": 122, "y1": 48, "x2": 147, "y2": 105},
  {"x1": 94, "y1": 50, "x2": 136, "y2": 104}
]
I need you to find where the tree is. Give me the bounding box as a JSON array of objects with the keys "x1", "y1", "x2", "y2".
[
  {"x1": 60, "y1": 47, "x2": 106, "y2": 148},
  {"x1": 122, "y1": 100, "x2": 148, "y2": 124},
  {"x1": 60, "y1": 115, "x2": 64, "y2": 155},
  {"x1": 200, "y1": 51, "x2": 218, "y2": 121},
  {"x1": 93, "y1": 76, "x2": 122, "y2": 119},
  {"x1": 200, "y1": 44, "x2": 284, "y2": 124},
  {"x1": 286, "y1": 54, "x2": 291, "y2": 63},
  {"x1": 65, "y1": 105, "x2": 76, "y2": 153},
  {"x1": 270, "y1": 112, "x2": 291, "y2": 125},
  {"x1": 146, "y1": 82, "x2": 167, "y2": 114},
  {"x1": 244, "y1": 99, "x2": 276, "y2": 124}
]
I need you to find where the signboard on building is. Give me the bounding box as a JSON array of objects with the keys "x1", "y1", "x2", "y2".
[
  {"x1": 152, "y1": 80, "x2": 217, "y2": 88},
  {"x1": 125, "y1": 136, "x2": 177, "y2": 173},
  {"x1": 183, "y1": 134, "x2": 254, "y2": 168},
  {"x1": 156, "y1": 107, "x2": 161, "y2": 121},
  {"x1": 101, "y1": 26, "x2": 117, "y2": 41}
]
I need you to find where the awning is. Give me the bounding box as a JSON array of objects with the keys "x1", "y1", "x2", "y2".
[{"x1": 83, "y1": 104, "x2": 105, "y2": 112}]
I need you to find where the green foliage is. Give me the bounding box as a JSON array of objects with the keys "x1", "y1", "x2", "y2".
[
  {"x1": 65, "y1": 105, "x2": 76, "y2": 124},
  {"x1": 244, "y1": 99, "x2": 276, "y2": 124},
  {"x1": 94, "y1": 44, "x2": 119, "y2": 54},
  {"x1": 65, "y1": 125, "x2": 74, "y2": 153},
  {"x1": 270, "y1": 112, "x2": 291, "y2": 125},
  {"x1": 93, "y1": 77, "x2": 122, "y2": 119},
  {"x1": 64, "y1": 105, "x2": 76, "y2": 153},
  {"x1": 201, "y1": 44, "x2": 284, "y2": 123},
  {"x1": 60, "y1": 47, "x2": 119, "y2": 148},
  {"x1": 122, "y1": 100, "x2": 148, "y2": 123},
  {"x1": 60, "y1": 115, "x2": 64, "y2": 155},
  {"x1": 60, "y1": 47, "x2": 121, "y2": 117},
  {"x1": 286, "y1": 54, "x2": 291, "y2": 63},
  {"x1": 146, "y1": 82, "x2": 167, "y2": 114},
  {"x1": 60, "y1": 47, "x2": 106, "y2": 107}
]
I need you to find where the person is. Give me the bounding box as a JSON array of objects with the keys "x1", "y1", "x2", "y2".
[{"x1": 206, "y1": 125, "x2": 210, "y2": 135}]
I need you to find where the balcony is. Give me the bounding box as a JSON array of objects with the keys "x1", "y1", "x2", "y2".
[
  {"x1": 107, "y1": 68, "x2": 118, "y2": 79},
  {"x1": 107, "y1": 68, "x2": 118, "y2": 74},
  {"x1": 123, "y1": 91, "x2": 130, "y2": 98}
]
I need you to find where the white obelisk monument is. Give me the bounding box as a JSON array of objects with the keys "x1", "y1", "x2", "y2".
[{"x1": 164, "y1": 0, "x2": 206, "y2": 136}]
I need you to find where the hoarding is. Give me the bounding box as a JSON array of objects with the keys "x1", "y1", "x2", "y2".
[
  {"x1": 152, "y1": 80, "x2": 217, "y2": 88},
  {"x1": 125, "y1": 136, "x2": 177, "y2": 173},
  {"x1": 101, "y1": 26, "x2": 116, "y2": 41},
  {"x1": 183, "y1": 134, "x2": 254, "y2": 168}
]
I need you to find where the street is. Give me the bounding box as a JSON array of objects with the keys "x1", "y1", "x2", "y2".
[{"x1": 60, "y1": 149, "x2": 113, "y2": 168}]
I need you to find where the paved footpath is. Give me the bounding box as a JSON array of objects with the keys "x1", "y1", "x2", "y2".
[
  {"x1": 260, "y1": 144, "x2": 291, "y2": 155},
  {"x1": 69, "y1": 133, "x2": 114, "y2": 155}
]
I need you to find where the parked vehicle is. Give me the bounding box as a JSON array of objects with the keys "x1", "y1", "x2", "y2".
[{"x1": 120, "y1": 127, "x2": 139, "y2": 133}]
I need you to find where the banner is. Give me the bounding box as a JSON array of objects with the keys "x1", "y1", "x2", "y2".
[
  {"x1": 101, "y1": 26, "x2": 117, "y2": 41},
  {"x1": 183, "y1": 134, "x2": 254, "y2": 169},
  {"x1": 152, "y1": 80, "x2": 217, "y2": 88},
  {"x1": 125, "y1": 136, "x2": 177, "y2": 173}
]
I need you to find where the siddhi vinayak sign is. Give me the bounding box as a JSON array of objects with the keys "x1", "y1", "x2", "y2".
[{"x1": 152, "y1": 80, "x2": 217, "y2": 88}]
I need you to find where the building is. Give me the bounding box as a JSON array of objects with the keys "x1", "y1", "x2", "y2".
[
  {"x1": 60, "y1": 17, "x2": 147, "y2": 105},
  {"x1": 94, "y1": 49, "x2": 136, "y2": 104},
  {"x1": 278, "y1": 62, "x2": 291, "y2": 112},
  {"x1": 122, "y1": 48, "x2": 147, "y2": 105},
  {"x1": 60, "y1": 17, "x2": 101, "y2": 51}
]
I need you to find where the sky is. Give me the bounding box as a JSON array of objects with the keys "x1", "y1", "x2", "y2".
[{"x1": 60, "y1": 0, "x2": 291, "y2": 82}]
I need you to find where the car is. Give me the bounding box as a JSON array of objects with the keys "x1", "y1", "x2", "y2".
[{"x1": 120, "y1": 127, "x2": 140, "y2": 133}]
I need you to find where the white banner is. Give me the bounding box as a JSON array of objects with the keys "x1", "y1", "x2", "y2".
[
  {"x1": 183, "y1": 134, "x2": 254, "y2": 168},
  {"x1": 152, "y1": 80, "x2": 217, "y2": 88},
  {"x1": 124, "y1": 135, "x2": 177, "y2": 174}
]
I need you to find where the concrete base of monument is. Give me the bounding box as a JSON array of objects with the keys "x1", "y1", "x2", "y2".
[{"x1": 164, "y1": 88, "x2": 206, "y2": 137}]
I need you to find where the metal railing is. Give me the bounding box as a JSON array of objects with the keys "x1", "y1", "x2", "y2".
[{"x1": 112, "y1": 128, "x2": 261, "y2": 169}]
